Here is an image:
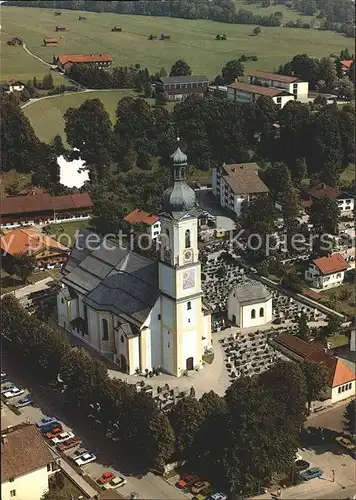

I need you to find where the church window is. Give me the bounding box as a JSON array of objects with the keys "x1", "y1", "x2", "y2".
[
  {"x1": 158, "y1": 314, "x2": 161, "y2": 320},
  {"x1": 187, "y1": 301, "x2": 191, "y2": 310},
  {"x1": 168, "y1": 342, "x2": 170, "y2": 348},
  {"x1": 102, "y1": 318, "x2": 108, "y2": 341},
  {"x1": 121, "y1": 335, "x2": 124, "y2": 343},
  {"x1": 61, "y1": 298, "x2": 64, "y2": 304},
  {"x1": 259, "y1": 307, "x2": 264, "y2": 317},
  {"x1": 251, "y1": 309, "x2": 256, "y2": 319},
  {"x1": 185, "y1": 229, "x2": 191, "y2": 248}
]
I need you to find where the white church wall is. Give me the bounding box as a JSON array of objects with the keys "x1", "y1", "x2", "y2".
[
  {"x1": 87, "y1": 307, "x2": 100, "y2": 350},
  {"x1": 142, "y1": 298, "x2": 162, "y2": 369},
  {"x1": 227, "y1": 291, "x2": 242, "y2": 326},
  {"x1": 128, "y1": 336, "x2": 140, "y2": 375},
  {"x1": 77, "y1": 293, "x2": 85, "y2": 319},
  {"x1": 162, "y1": 326, "x2": 174, "y2": 375},
  {"x1": 57, "y1": 290, "x2": 69, "y2": 330},
  {"x1": 202, "y1": 313, "x2": 212, "y2": 351},
  {"x1": 98, "y1": 313, "x2": 113, "y2": 353},
  {"x1": 180, "y1": 330, "x2": 200, "y2": 373},
  {"x1": 241, "y1": 299, "x2": 272, "y2": 328},
  {"x1": 162, "y1": 297, "x2": 174, "y2": 329},
  {"x1": 159, "y1": 263, "x2": 176, "y2": 298}
]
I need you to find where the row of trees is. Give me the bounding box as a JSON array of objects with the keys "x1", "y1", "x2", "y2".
[{"x1": 1, "y1": 294, "x2": 329, "y2": 495}]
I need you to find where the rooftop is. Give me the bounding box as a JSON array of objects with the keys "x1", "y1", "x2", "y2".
[
  {"x1": 312, "y1": 253, "x2": 349, "y2": 275},
  {"x1": 273, "y1": 333, "x2": 325, "y2": 360},
  {"x1": 0, "y1": 228, "x2": 69, "y2": 257},
  {"x1": 307, "y1": 350, "x2": 355, "y2": 388},
  {"x1": 1, "y1": 424, "x2": 53, "y2": 482},
  {"x1": 159, "y1": 75, "x2": 209, "y2": 84},
  {"x1": 0, "y1": 192, "x2": 93, "y2": 217},
  {"x1": 57, "y1": 54, "x2": 112, "y2": 65},
  {"x1": 340, "y1": 60, "x2": 353, "y2": 69},
  {"x1": 231, "y1": 281, "x2": 272, "y2": 304},
  {"x1": 248, "y1": 70, "x2": 299, "y2": 83},
  {"x1": 221, "y1": 163, "x2": 269, "y2": 195},
  {"x1": 228, "y1": 81, "x2": 291, "y2": 97},
  {"x1": 305, "y1": 183, "x2": 343, "y2": 200},
  {"x1": 124, "y1": 209, "x2": 159, "y2": 226}
]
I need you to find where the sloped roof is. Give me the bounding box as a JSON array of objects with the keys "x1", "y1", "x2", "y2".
[
  {"x1": 312, "y1": 253, "x2": 349, "y2": 275},
  {"x1": 222, "y1": 165, "x2": 269, "y2": 195},
  {"x1": 340, "y1": 60, "x2": 353, "y2": 69},
  {"x1": 305, "y1": 183, "x2": 342, "y2": 200},
  {"x1": 0, "y1": 193, "x2": 93, "y2": 216},
  {"x1": 124, "y1": 209, "x2": 159, "y2": 226},
  {"x1": 231, "y1": 281, "x2": 271, "y2": 304},
  {"x1": 61, "y1": 229, "x2": 159, "y2": 325},
  {"x1": 307, "y1": 351, "x2": 355, "y2": 388},
  {"x1": 1, "y1": 424, "x2": 53, "y2": 482},
  {"x1": 273, "y1": 333, "x2": 324, "y2": 359},
  {"x1": 0, "y1": 228, "x2": 68, "y2": 256},
  {"x1": 248, "y1": 70, "x2": 299, "y2": 83},
  {"x1": 159, "y1": 75, "x2": 209, "y2": 84},
  {"x1": 228, "y1": 81, "x2": 291, "y2": 97},
  {"x1": 57, "y1": 54, "x2": 112, "y2": 65}
]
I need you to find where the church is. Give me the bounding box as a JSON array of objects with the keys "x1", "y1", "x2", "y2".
[{"x1": 57, "y1": 144, "x2": 212, "y2": 377}]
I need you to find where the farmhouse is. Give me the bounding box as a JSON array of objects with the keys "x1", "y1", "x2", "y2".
[
  {"x1": 1, "y1": 424, "x2": 59, "y2": 500},
  {"x1": 227, "y1": 281, "x2": 273, "y2": 328},
  {"x1": 212, "y1": 162, "x2": 269, "y2": 217},
  {"x1": 43, "y1": 38, "x2": 58, "y2": 46},
  {"x1": 304, "y1": 253, "x2": 349, "y2": 290},
  {"x1": 248, "y1": 71, "x2": 309, "y2": 101},
  {"x1": 57, "y1": 144, "x2": 212, "y2": 377},
  {"x1": 0, "y1": 192, "x2": 93, "y2": 229},
  {"x1": 7, "y1": 37, "x2": 23, "y2": 46},
  {"x1": 227, "y1": 81, "x2": 295, "y2": 108},
  {"x1": 55, "y1": 26, "x2": 66, "y2": 32},
  {"x1": 303, "y1": 183, "x2": 354, "y2": 214},
  {"x1": 4, "y1": 80, "x2": 25, "y2": 93},
  {"x1": 271, "y1": 333, "x2": 355, "y2": 404},
  {"x1": 124, "y1": 209, "x2": 161, "y2": 240},
  {"x1": 340, "y1": 59, "x2": 353, "y2": 75},
  {"x1": 0, "y1": 228, "x2": 69, "y2": 271},
  {"x1": 155, "y1": 75, "x2": 209, "y2": 101},
  {"x1": 54, "y1": 54, "x2": 112, "y2": 72}
]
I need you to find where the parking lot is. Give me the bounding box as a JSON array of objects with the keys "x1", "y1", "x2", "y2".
[{"x1": 1, "y1": 361, "x2": 188, "y2": 500}]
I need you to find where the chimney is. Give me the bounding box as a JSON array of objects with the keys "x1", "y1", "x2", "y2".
[{"x1": 2, "y1": 435, "x2": 8, "y2": 444}]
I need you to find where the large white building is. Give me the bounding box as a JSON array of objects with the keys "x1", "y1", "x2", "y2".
[
  {"x1": 1, "y1": 424, "x2": 58, "y2": 500},
  {"x1": 227, "y1": 81, "x2": 295, "y2": 108},
  {"x1": 227, "y1": 281, "x2": 273, "y2": 328},
  {"x1": 212, "y1": 162, "x2": 269, "y2": 217},
  {"x1": 57, "y1": 144, "x2": 212, "y2": 377},
  {"x1": 248, "y1": 71, "x2": 309, "y2": 101}
]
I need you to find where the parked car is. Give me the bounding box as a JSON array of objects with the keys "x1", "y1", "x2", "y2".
[
  {"x1": 45, "y1": 427, "x2": 63, "y2": 439},
  {"x1": 207, "y1": 493, "x2": 228, "y2": 500},
  {"x1": 335, "y1": 435, "x2": 356, "y2": 451},
  {"x1": 51, "y1": 431, "x2": 75, "y2": 445},
  {"x1": 57, "y1": 437, "x2": 81, "y2": 452},
  {"x1": 102, "y1": 477, "x2": 127, "y2": 490},
  {"x1": 97, "y1": 472, "x2": 116, "y2": 485},
  {"x1": 1, "y1": 384, "x2": 15, "y2": 394},
  {"x1": 176, "y1": 475, "x2": 200, "y2": 489},
  {"x1": 3, "y1": 387, "x2": 25, "y2": 399},
  {"x1": 192, "y1": 482, "x2": 211, "y2": 495},
  {"x1": 300, "y1": 468, "x2": 323, "y2": 481},
  {"x1": 1, "y1": 371, "x2": 6, "y2": 378},
  {"x1": 294, "y1": 459, "x2": 310, "y2": 471},
  {"x1": 36, "y1": 416, "x2": 58, "y2": 429},
  {"x1": 14, "y1": 397, "x2": 33, "y2": 408},
  {"x1": 74, "y1": 452, "x2": 96, "y2": 466}
]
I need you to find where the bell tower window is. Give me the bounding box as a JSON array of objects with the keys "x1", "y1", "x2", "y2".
[{"x1": 185, "y1": 229, "x2": 191, "y2": 248}]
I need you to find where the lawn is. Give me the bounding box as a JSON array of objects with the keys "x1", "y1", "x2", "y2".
[
  {"x1": 319, "y1": 282, "x2": 355, "y2": 317},
  {"x1": 234, "y1": 0, "x2": 315, "y2": 23},
  {"x1": 1, "y1": 6, "x2": 353, "y2": 80},
  {"x1": 45, "y1": 220, "x2": 91, "y2": 247},
  {"x1": 0, "y1": 171, "x2": 32, "y2": 197},
  {"x1": 339, "y1": 164, "x2": 355, "y2": 188}
]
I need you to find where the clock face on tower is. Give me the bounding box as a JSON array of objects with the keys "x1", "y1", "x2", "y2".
[
  {"x1": 164, "y1": 248, "x2": 172, "y2": 263},
  {"x1": 182, "y1": 268, "x2": 195, "y2": 290},
  {"x1": 183, "y1": 249, "x2": 193, "y2": 263}
]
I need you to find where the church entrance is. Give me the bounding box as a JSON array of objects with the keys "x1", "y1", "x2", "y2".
[
  {"x1": 120, "y1": 354, "x2": 127, "y2": 373},
  {"x1": 232, "y1": 314, "x2": 236, "y2": 325},
  {"x1": 186, "y1": 357, "x2": 194, "y2": 371}
]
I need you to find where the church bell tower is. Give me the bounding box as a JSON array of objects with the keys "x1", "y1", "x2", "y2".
[{"x1": 158, "y1": 140, "x2": 205, "y2": 376}]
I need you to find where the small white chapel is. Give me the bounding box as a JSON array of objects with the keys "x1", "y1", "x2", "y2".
[
  {"x1": 57, "y1": 143, "x2": 212, "y2": 377},
  {"x1": 227, "y1": 281, "x2": 273, "y2": 329}
]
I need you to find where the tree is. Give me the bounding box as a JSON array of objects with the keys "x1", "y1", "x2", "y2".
[
  {"x1": 221, "y1": 59, "x2": 244, "y2": 84},
  {"x1": 317, "y1": 316, "x2": 341, "y2": 342},
  {"x1": 42, "y1": 73, "x2": 54, "y2": 90},
  {"x1": 318, "y1": 57, "x2": 337, "y2": 91},
  {"x1": 296, "y1": 312, "x2": 310, "y2": 340},
  {"x1": 169, "y1": 59, "x2": 192, "y2": 77},
  {"x1": 143, "y1": 81, "x2": 152, "y2": 98},
  {"x1": 343, "y1": 399, "x2": 355, "y2": 433},
  {"x1": 245, "y1": 196, "x2": 278, "y2": 235},
  {"x1": 253, "y1": 26, "x2": 261, "y2": 35},
  {"x1": 301, "y1": 361, "x2": 328, "y2": 412},
  {"x1": 169, "y1": 397, "x2": 205, "y2": 457},
  {"x1": 314, "y1": 94, "x2": 328, "y2": 106},
  {"x1": 12, "y1": 252, "x2": 36, "y2": 283},
  {"x1": 262, "y1": 162, "x2": 300, "y2": 220},
  {"x1": 309, "y1": 196, "x2": 340, "y2": 235},
  {"x1": 335, "y1": 77, "x2": 355, "y2": 100}
]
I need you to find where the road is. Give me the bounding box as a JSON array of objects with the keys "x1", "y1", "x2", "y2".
[{"x1": 1, "y1": 353, "x2": 188, "y2": 500}]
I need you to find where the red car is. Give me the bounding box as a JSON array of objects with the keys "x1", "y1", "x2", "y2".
[
  {"x1": 97, "y1": 472, "x2": 116, "y2": 485},
  {"x1": 45, "y1": 427, "x2": 63, "y2": 439},
  {"x1": 176, "y1": 474, "x2": 200, "y2": 489},
  {"x1": 57, "y1": 437, "x2": 81, "y2": 452}
]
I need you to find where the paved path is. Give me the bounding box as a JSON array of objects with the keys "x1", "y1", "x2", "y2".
[
  {"x1": 1, "y1": 277, "x2": 54, "y2": 300},
  {"x1": 59, "y1": 457, "x2": 97, "y2": 498}
]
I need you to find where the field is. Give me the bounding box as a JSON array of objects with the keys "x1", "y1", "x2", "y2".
[
  {"x1": 1, "y1": 5, "x2": 353, "y2": 81},
  {"x1": 234, "y1": 0, "x2": 315, "y2": 23}
]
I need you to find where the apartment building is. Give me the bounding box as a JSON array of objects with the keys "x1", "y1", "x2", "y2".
[
  {"x1": 227, "y1": 81, "x2": 295, "y2": 108},
  {"x1": 248, "y1": 71, "x2": 309, "y2": 100}
]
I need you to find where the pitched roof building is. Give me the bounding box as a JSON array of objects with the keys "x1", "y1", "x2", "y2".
[
  {"x1": 212, "y1": 162, "x2": 269, "y2": 217},
  {"x1": 271, "y1": 333, "x2": 355, "y2": 403},
  {"x1": 302, "y1": 183, "x2": 354, "y2": 214},
  {"x1": 305, "y1": 253, "x2": 349, "y2": 290},
  {"x1": 1, "y1": 424, "x2": 58, "y2": 500},
  {"x1": 124, "y1": 209, "x2": 161, "y2": 240},
  {"x1": 312, "y1": 253, "x2": 349, "y2": 275},
  {"x1": 227, "y1": 81, "x2": 296, "y2": 108},
  {"x1": 55, "y1": 54, "x2": 112, "y2": 71},
  {"x1": 155, "y1": 75, "x2": 209, "y2": 101}
]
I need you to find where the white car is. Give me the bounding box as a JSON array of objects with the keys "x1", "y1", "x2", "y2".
[
  {"x1": 3, "y1": 387, "x2": 25, "y2": 399},
  {"x1": 51, "y1": 431, "x2": 75, "y2": 445},
  {"x1": 75, "y1": 452, "x2": 96, "y2": 466}
]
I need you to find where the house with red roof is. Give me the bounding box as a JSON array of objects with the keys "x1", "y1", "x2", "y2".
[
  {"x1": 54, "y1": 54, "x2": 112, "y2": 72},
  {"x1": 340, "y1": 59, "x2": 353, "y2": 75},
  {"x1": 302, "y1": 183, "x2": 354, "y2": 214},
  {"x1": 272, "y1": 333, "x2": 355, "y2": 404},
  {"x1": 124, "y1": 209, "x2": 161, "y2": 240},
  {"x1": 304, "y1": 253, "x2": 349, "y2": 290}
]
